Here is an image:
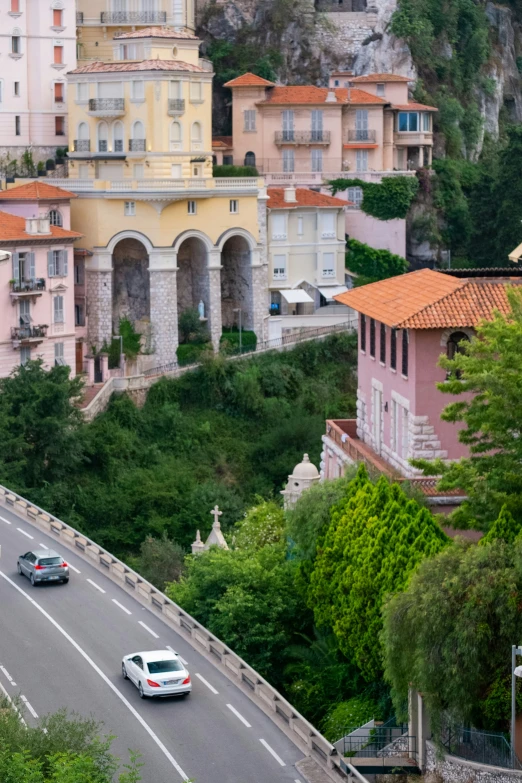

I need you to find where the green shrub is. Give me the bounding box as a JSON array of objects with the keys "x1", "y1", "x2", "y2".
[
  {"x1": 329, "y1": 176, "x2": 419, "y2": 220},
  {"x1": 346, "y1": 239, "x2": 408, "y2": 285},
  {"x1": 213, "y1": 165, "x2": 258, "y2": 178},
  {"x1": 178, "y1": 308, "x2": 209, "y2": 344},
  {"x1": 220, "y1": 329, "x2": 257, "y2": 354},
  {"x1": 176, "y1": 342, "x2": 210, "y2": 365},
  {"x1": 321, "y1": 696, "x2": 379, "y2": 742}
]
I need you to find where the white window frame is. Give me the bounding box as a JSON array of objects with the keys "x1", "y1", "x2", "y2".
[
  {"x1": 187, "y1": 200, "x2": 197, "y2": 215},
  {"x1": 271, "y1": 213, "x2": 287, "y2": 240},
  {"x1": 356, "y1": 149, "x2": 368, "y2": 172},
  {"x1": 170, "y1": 120, "x2": 182, "y2": 150},
  {"x1": 171, "y1": 163, "x2": 182, "y2": 178},
  {"x1": 230, "y1": 199, "x2": 239, "y2": 214},
  {"x1": 322, "y1": 251, "x2": 336, "y2": 278},
  {"x1": 131, "y1": 80, "x2": 144, "y2": 102},
  {"x1": 76, "y1": 82, "x2": 89, "y2": 103},
  {"x1": 124, "y1": 201, "x2": 136, "y2": 216},
  {"x1": 347, "y1": 186, "x2": 363, "y2": 209},
  {"x1": 273, "y1": 254, "x2": 287, "y2": 280},
  {"x1": 282, "y1": 148, "x2": 294, "y2": 173},
  {"x1": 53, "y1": 294, "x2": 64, "y2": 324},
  {"x1": 422, "y1": 112, "x2": 431, "y2": 132},
  {"x1": 376, "y1": 83, "x2": 385, "y2": 97},
  {"x1": 244, "y1": 109, "x2": 256, "y2": 131},
  {"x1": 48, "y1": 209, "x2": 62, "y2": 227},
  {"x1": 311, "y1": 148, "x2": 323, "y2": 173},
  {"x1": 398, "y1": 111, "x2": 419, "y2": 132},
  {"x1": 189, "y1": 81, "x2": 203, "y2": 103},
  {"x1": 321, "y1": 212, "x2": 336, "y2": 239},
  {"x1": 20, "y1": 346, "x2": 31, "y2": 366},
  {"x1": 54, "y1": 342, "x2": 65, "y2": 366},
  {"x1": 297, "y1": 215, "x2": 303, "y2": 236}
]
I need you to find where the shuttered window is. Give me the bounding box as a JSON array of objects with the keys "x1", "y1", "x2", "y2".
[
  {"x1": 360, "y1": 313, "x2": 366, "y2": 352},
  {"x1": 48, "y1": 249, "x2": 68, "y2": 277},
  {"x1": 402, "y1": 329, "x2": 408, "y2": 377},
  {"x1": 53, "y1": 295, "x2": 64, "y2": 323},
  {"x1": 390, "y1": 328, "x2": 397, "y2": 370},
  {"x1": 380, "y1": 323, "x2": 386, "y2": 364},
  {"x1": 370, "y1": 318, "x2": 376, "y2": 358}
]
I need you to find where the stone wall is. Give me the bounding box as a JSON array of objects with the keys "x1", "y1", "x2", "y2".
[
  {"x1": 149, "y1": 269, "x2": 178, "y2": 365},
  {"x1": 86, "y1": 269, "x2": 112, "y2": 349},
  {"x1": 221, "y1": 240, "x2": 253, "y2": 330},
  {"x1": 112, "y1": 239, "x2": 151, "y2": 331},
  {"x1": 426, "y1": 741, "x2": 522, "y2": 783}
]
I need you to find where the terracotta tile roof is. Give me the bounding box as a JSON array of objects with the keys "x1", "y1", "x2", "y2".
[
  {"x1": 114, "y1": 26, "x2": 198, "y2": 39},
  {"x1": 351, "y1": 73, "x2": 411, "y2": 83},
  {"x1": 0, "y1": 211, "x2": 82, "y2": 242},
  {"x1": 224, "y1": 72, "x2": 275, "y2": 87},
  {"x1": 267, "y1": 187, "x2": 351, "y2": 209},
  {"x1": 68, "y1": 59, "x2": 204, "y2": 74},
  {"x1": 393, "y1": 102, "x2": 438, "y2": 111},
  {"x1": 212, "y1": 136, "x2": 233, "y2": 149},
  {"x1": 0, "y1": 181, "x2": 77, "y2": 201},
  {"x1": 335, "y1": 268, "x2": 516, "y2": 328},
  {"x1": 258, "y1": 86, "x2": 386, "y2": 105}
]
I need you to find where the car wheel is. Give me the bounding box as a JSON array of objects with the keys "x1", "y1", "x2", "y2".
[
  {"x1": 62, "y1": 578, "x2": 69, "y2": 584},
  {"x1": 138, "y1": 681, "x2": 146, "y2": 699},
  {"x1": 30, "y1": 573, "x2": 36, "y2": 586},
  {"x1": 122, "y1": 663, "x2": 128, "y2": 680},
  {"x1": 17, "y1": 563, "x2": 22, "y2": 575}
]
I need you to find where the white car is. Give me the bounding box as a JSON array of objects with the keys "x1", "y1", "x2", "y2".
[{"x1": 122, "y1": 650, "x2": 191, "y2": 699}]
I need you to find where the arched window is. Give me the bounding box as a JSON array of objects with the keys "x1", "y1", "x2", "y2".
[
  {"x1": 244, "y1": 151, "x2": 256, "y2": 167},
  {"x1": 97, "y1": 121, "x2": 108, "y2": 152},
  {"x1": 48, "y1": 209, "x2": 62, "y2": 227},
  {"x1": 191, "y1": 121, "x2": 202, "y2": 143},
  {"x1": 130, "y1": 120, "x2": 145, "y2": 151},
  {"x1": 169, "y1": 121, "x2": 182, "y2": 150},
  {"x1": 113, "y1": 120, "x2": 124, "y2": 152},
  {"x1": 446, "y1": 331, "x2": 469, "y2": 379},
  {"x1": 75, "y1": 121, "x2": 89, "y2": 152}
]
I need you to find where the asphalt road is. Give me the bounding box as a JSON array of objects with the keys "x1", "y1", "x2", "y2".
[{"x1": 0, "y1": 504, "x2": 306, "y2": 783}]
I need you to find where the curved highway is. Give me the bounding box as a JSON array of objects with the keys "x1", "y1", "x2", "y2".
[{"x1": 0, "y1": 504, "x2": 307, "y2": 783}]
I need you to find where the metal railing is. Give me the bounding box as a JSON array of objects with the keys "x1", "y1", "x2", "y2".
[
  {"x1": 347, "y1": 129, "x2": 377, "y2": 142},
  {"x1": 11, "y1": 279, "x2": 46, "y2": 293},
  {"x1": 274, "y1": 130, "x2": 331, "y2": 144},
  {"x1": 129, "y1": 139, "x2": 146, "y2": 152},
  {"x1": 100, "y1": 10, "x2": 166, "y2": 23},
  {"x1": 88, "y1": 98, "x2": 125, "y2": 112},
  {"x1": 73, "y1": 139, "x2": 90, "y2": 152},
  {"x1": 338, "y1": 724, "x2": 412, "y2": 760},
  {"x1": 316, "y1": 0, "x2": 368, "y2": 10},
  {"x1": 441, "y1": 725, "x2": 522, "y2": 770},
  {"x1": 168, "y1": 99, "x2": 185, "y2": 114},
  {"x1": 11, "y1": 325, "x2": 48, "y2": 340}
]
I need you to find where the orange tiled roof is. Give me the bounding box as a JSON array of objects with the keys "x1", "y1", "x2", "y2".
[
  {"x1": 351, "y1": 73, "x2": 411, "y2": 83},
  {"x1": 114, "y1": 26, "x2": 198, "y2": 39},
  {"x1": 224, "y1": 72, "x2": 275, "y2": 87},
  {"x1": 393, "y1": 102, "x2": 438, "y2": 111},
  {"x1": 0, "y1": 211, "x2": 82, "y2": 242},
  {"x1": 212, "y1": 136, "x2": 233, "y2": 149},
  {"x1": 334, "y1": 268, "x2": 513, "y2": 328},
  {"x1": 0, "y1": 181, "x2": 77, "y2": 200},
  {"x1": 259, "y1": 86, "x2": 386, "y2": 105},
  {"x1": 68, "y1": 59, "x2": 204, "y2": 74},
  {"x1": 267, "y1": 187, "x2": 351, "y2": 209}
]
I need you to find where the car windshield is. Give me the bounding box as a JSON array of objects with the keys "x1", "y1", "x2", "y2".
[
  {"x1": 38, "y1": 557, "x2": 62, "y2": 565},
  {"x1": 147, "y1": 659, "x2": 183, "y2": 674}
]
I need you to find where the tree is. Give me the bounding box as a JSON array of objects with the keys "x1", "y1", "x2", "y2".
[
  {"x1": 479, "y1": 505, "x2": 522, "y2": 546},
  {"x1": 133, "y1": 532, "x2": 185, "y2": 590},
  {"x1": 329, "y1": 177, "x2": 419, "y2": 220},
  {"x1": 232, "y1": 499, "x2": 285, "y2": 550},
  {"x1": 382, "y1": 539, "x2": 522, "y2": 732},
  {"x1": 413, "y1": 286, "x2": 522, "y2": 528},
  {"x1": 345, "y1": 240, "x2": 408, "y2": 286}
]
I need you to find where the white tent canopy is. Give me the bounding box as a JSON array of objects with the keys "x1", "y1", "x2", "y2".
[
  {"x1": 279, "y1": 289, "x2": 314, "y2": 304},
  {"x1": 318, "y1": 285, "x2": 349, "y2": 300}
]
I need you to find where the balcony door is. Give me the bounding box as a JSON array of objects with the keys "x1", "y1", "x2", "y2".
[
  {"x1": 282, "y1": 110, "x2": 294, "y2": 142},
  {"x1": 355, "y1": 109, "x2": 369, "y2": 141},
  {"x1": 311, "y1": 110, "x2": 323, "y2": 142}
]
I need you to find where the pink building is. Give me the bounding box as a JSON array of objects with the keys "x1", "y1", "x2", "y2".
[
  {"x1": 0, "y1": 181, "x2": 82, "y2": 377},
  {"x1": 321, "y1": 269, "x2": 518, "y2": 507}
]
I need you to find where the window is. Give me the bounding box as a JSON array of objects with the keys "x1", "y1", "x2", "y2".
[
  {"x1": 171, "y1": 163, "x2": 182, "y2": 178},
  {"x1": 133, "y1": 163, "x2": 144, "y2": 178},
  {"x1": 223, "y1": 154, "x2": 233, "y2": 165},
  {"x1": 14, "y1": 81, "x2": 20, "y2": 96},
  {"x1": 54, "y1": 82, "x2": 64, "y2": 102},
  {"x1": 402, "y1": 329, "x2": 408, "y2": 377},
  {"x1": 244, "y1": 110, "x2": 256, "y2": 131},
  {"x1": 282, "y1": 110, "x2": 294, "y2": 141},
  {"x1": 446, "y1": 331, "x2": 469, "y2": 379},
  {"x1": 188, "y1": 200, "x2": 196, "y2": 215},
  {"x1": 132, "y1": 119, "x2": 144, "y2": 140},
  {"x1": 355, "y1": 109, "x2": 369, "y2": 140},
  {"x1": 334, "y1": 79, "x2": 339, "y2": 86},
  {"x1": 75, "y1": 304, "x2": 84, "y2": 326},
  {"x1": 311, "y1": 148, "x2": 323, "y2": 172},
  {"x1": 169, "y1": 121, "x2": 182, "y2": 150},
  {"x1": 48, "y1": 209, "x2": 62, "y2": 226},
  {"x1": 131, "y1": 80, "x2": 144, "y2": 101},
  {"x1": 376, "y1": 83, "x2": 385, "y2": 97},
  {"x1": 74, "y1": 262, "x2": 83, "y2": 285},
  {"x1": 347, "y1": 186, "x2": 363, "y2": 208},
  {"x1": 113, "y1": 121, "x2": 124, "y2": 152},
  {"x1": 47, "y1": 249, "x2": 68, "y2": 277},
  {"x1": 380, "y1": 322, "x2": 386, "y2": 364},
  {"x1": 97, "y1": 121, "x2": 108, "y2": 152},
  {"x1": 53, "y1": 295, "x2": 64, "y2": 323},
  {"x1": 53, "y1": 45, "x2": 63, "y2": 64},
  {"x1": 282, "y1": 148, "x2": 294, "y2": 173},
  {"x1": 19, "y1": 299, "x2": 30, "y2": 325},
  {"x1": 15, "y1": 116, "x2": 21, "y2": 135},
  {"x1": 370, "y1": 318, "x2": 376, "y2": 358},
  {"x1": 356, "y1": 150, "x2": 368, "y2": 172},
  {"x1": 244, "y1": 151, "x2": 256, "y2": 167},
  {"x1": 189, "y1": 81, "x2": 202, "y2": 102},
  {"x1": 12, "y1": 36, "x2": 21, "y2": 54},
  {"x1": 76, "y1": 82, "x2": 88, "y2": 102},
  {"x1": 273, "y1": 254, "x2": 287, "y2": 279},
  {"x1": 190, "y1": 122, "x2": 202, "y2": 146},
  {"x1": 55, "y1": 116, "x2": 65, "y2": 136},
  {"x1": 53, "y1": 8, "x2": 63, "y2": 26},
  {"x1": 54, "y1": 342, "x2": 65, "y2": 366},
  {"x1": 398, "y1": 112, "x2": 419, "y2": 132},
  {"x1": 20, "y1": 346, "x2": 31, "y2": 366},
  {"x1": 10, "y1": 0, "x2": 20, "y2": 11},
  {"x1": 169, "y1": 80, "x2": 181, "y2": 99},
  {"x1": 360, "y1": 313, "x2": 366, "y2": 352},
  {"x1": 272, "y1": 213, "x2": 286, "y2": 240},
  {"x1": 124, "y1": 201, "x2": 136, "y2": 216},
  {"x1": 390, "y1": 328, "x2": 397, "y2": 370},
  {"x1": 322, "y1": 252, "x2": 335, "y2": 278},
  {"x1": 230, "y1": 199, "x2": 238, "y2": 214},
  {"x1": 297, "y1": 215, "x2": 303, "y2": 236},
  {"x1": 321, "y1": 212, "x2": 336, "y2": 238},
  {"x1": 422, "y1": 112, "x2": 431, "y2": 132},
  {"x1": 118, "y1": 43, "x2": 140, "y2": 60},
  {"x1": 311, "y1": 110, "x2": 323, "y2": 141}
]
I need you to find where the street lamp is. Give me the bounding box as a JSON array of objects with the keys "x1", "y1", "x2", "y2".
[
  {"x1": 118, "y1": 334, "x2": 124, "y2": 369},
  {"x1": 512, "y1": 645, "x2": 522, "y2": 764},
  {"x1": 233, "y1": 308, "x2": 242, "y2": 353}
]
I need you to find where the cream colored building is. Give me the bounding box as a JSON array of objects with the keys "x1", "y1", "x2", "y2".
[{"x1": 51, "y1": 27, "x2": 267, "y2": 368}]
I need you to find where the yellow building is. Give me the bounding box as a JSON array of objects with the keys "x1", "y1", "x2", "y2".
[{"x1": 56, "y1": 28, "x2": 267, "y2": 366}]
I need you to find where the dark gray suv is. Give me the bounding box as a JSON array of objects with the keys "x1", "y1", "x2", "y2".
[{"x1": 17, "y1": 548, "x2": 70, "y2": 586}]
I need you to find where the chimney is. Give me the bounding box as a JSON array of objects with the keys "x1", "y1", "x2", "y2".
[
  {"x1": 326, "y1": 89, "x2": 337, "y2": 103},
  {"x1": 25, "y1": 217, "x2": 51, "y2": 235},
  {"x1": 284, "y1": 186, "x2": 297, "y2": 203}
]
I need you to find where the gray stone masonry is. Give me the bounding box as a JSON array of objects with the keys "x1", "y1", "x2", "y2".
[
  {"x1": 149, "y1": 269, "x2": 178, "y2": 365},
  {"x1": 426, "y1": 740, "x2": 522, "y2": 783},
  {"x1": 86, "y1": 270, "x2": 112, "y2": 350},
  {"x1": 208, "y1": 267, "x2": 223, "y2": 351},
  {"x1": 251, "y1": 264, "x2": 269, "y2": 342}
]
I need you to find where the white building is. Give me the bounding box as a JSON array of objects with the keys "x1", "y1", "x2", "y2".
[{"x1": 0, "y1": 0, "x2": 76, "y2": 162}]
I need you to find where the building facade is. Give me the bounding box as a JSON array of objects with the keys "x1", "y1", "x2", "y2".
[
  {"x1": 0, "y1": 0, "x2": 76, "y2": 160},
  {"x1": 0, "y1": 181, "x2": 81, "y2": 377}
]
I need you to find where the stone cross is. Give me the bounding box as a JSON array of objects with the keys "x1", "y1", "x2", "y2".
[{"x1": 211, "y1": 505, "x2": 222, "y2": 529}]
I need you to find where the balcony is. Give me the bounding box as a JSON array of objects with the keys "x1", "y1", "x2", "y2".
[
  {"x1": 129, "y1": 139, "x2": 146, "y2": 152},
  {"x1": 11, "y1": 325, "x2": 48, "y2": 344},
  {"x1": 73, "y1": 139, "x2": 90, "y2": 153},
  {"x1": 274, "y1": 130, "x2": 331, "y2": 146},
  {"x1": 49, "y1": 177, "x2": 262, "y2": 195},
  {"x1": 76, "y1": 11, "x2": 83, "y2": 23},
  {"x1": 100, "y1": 10, "x2": 166, "y2": 23},
  {"x1": 10, "y1": 279, "x2": 46, "y2": 298},
  {"x1": 168, "y1": 99, "x2": 185, "y2": 116},
  {"x1": 393, "y1": 131, "x2": 433, "y2": 146},
  {"x1": 88, "y1": 98, "x2": 125, "y2": 118},
  {"x1": 346, "y1": 129, "x2": 377, "y2": 143}
]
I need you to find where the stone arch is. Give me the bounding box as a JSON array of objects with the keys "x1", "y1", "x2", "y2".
[
  {"x1": 220, "y1": 233, "x2": 254, "y2": 331},
  {"x1": 439, "y1": 327, "x2": 474, "y2": 348},
  {"x1": 111, "y1": 236, "x2": 151, "y2": 342},
  {"x1": 172, "y1": 229, "x2": 213, "y2": 255},
  {"x1": 216, "y1": 227, "x2": 257, "y2": 254},
  {"x1": 106, "y1": 230, "x2": 154, "y2": 256}
]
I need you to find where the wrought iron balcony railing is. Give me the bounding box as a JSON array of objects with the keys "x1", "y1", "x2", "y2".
[
  {"x1": 11, "y1": 325, "x2": 48, "y2": 341},
  {"x1": 129, "y1": 139, "x2": 146, "y2": 152},
  {"x1": 168, "y1": 99, "x2": 185, "y2": 114},
  {"x1": 88, "y1": 98, "x2": 125, "y2": 112},
  {"x1": 100, "y1": 10, "x2": 166, "y2": 23},
  {"x1": 347, "y1": 129, "x2": 377, "y2": 142},
  {"x1": 274, "y1": 130, "x2": 331, "y2": 145},
  {"x1": 11, "y1": 279, "x2": 46, "y2": 294}
]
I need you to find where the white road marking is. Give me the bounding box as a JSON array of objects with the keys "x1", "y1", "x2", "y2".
[
  {"x1": 0, "y1": 570, "x2": 189, "y2": 781},
  {"x1": 112, "y1": 599, "x2": 132, "y2": 615},
  {"x1": 166, "y1": 645, "x2": 188, "y2": 665},
  {"x1": 21, "y1": 695, "x2": 38, "y2": 719},
  {"x1": 39, "y1": 543, "x2": 49, "y2": 549},
  {"x1": 0, "y1": 516, "x2": 11, "y2": 525},
  {"x1": 226, "y1": 703, "x2": 251, "y2": 728},
  {"x1": 138, "y1": 621, "x2": 159, "y2": 639},
  {"x1": 259, "y1": 739, "x2": 286, "y2": 767},
  {"x1": 17, "y1": 528, "x2": 33, "y2": 539},
  {"x1": 0, "y1": 680, "x2": 26, "y2": 726},
  {"x1": 195, "y1": 672, "x2": 218, "y2": 695},
  {"x1": 86, "y1": 578, "x2": 105, "y2": 594},
  {"x1": 67, "y1": 564, "x2": 81, "y2": 574},
  {"x1": 0, "y1": 665, "x2": 16, "y2": 686}
]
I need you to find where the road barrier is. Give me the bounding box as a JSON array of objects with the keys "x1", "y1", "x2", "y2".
[{"x1": 0, "y1": 485, "x2": 358, "y2": 782}]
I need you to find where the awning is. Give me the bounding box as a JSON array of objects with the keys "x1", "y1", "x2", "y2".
[
  {"x1": 280, "y1": 289, "x2": 314, "y2": 304},
  {"x1": 318, "y1": 285, "x2": 349, "y2": 299}
]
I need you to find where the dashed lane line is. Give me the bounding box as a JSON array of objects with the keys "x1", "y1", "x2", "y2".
[
  {"x1": 226, "y1": 704, "x2": 252, "y2": 728},
  {"x1": 17, "y1": 528, "x2": 34, "y2": 539},
  {"x1": 21, "y1": 695, "x2": 38, "y2": 719},
  {"x1": 259, "y1": 739, "x2": 286, "y2": 767},
  {"x1": 86, "y1": 578, "x2": 106, "y2": 594},
  {"x1": 0, "y1": 680, "x2": 26, "y2": 726},
  {"x1": 0, "y1": 516, "x2": 11, "y2": 525},
  {"x1": 0, "y1": 665, "x2": 16, "y2": 686},
  {"x1": 112, "y1": 599, "x2": 132, "y2": 615},
  {"x1": 195, "y1": 672, "x2": 218, "y2": 695},
  {"x1": 138, "y1": 621, "x2": 159, "y2": 639}
]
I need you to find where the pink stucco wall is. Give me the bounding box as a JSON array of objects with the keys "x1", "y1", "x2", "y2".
[
  {"x1": 345, "y1": 209, "x2": 406, "y2": 257},
  {"x1": 0, "y1": 199, "x2": 72, "y2": 229}
]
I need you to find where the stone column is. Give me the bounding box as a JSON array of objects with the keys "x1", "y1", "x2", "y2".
[
  {"x1": 100, "y1": 352, "x2": 109, "y2": 381},
  {"x1": 208, "y1": 249, "x2": 222, "y2": 352},
  {"x1": 149, "y1": 250, "x2": 178, "y2": 366},
  {"x1": 86, "y1": 250, "x2": 112, "y2": 350},
  {"x1": 383, "y1": 110, "x2": 394, "y2": 170},
  {"x1": 252, "y1": 189, "x2": 270, "y2": 344}
]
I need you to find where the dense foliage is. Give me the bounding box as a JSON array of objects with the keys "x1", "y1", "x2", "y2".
[
  {"x1": 206, "y1": 39, "x2": 282, "y2": 87},
  {"x1": 346, "y1": 239, "x2": 408, "y2": 286},
  {"x1": 329, "y1": 177, "x2": 419, "y2": 221},
  {"x1": 212, "y1": 165, "x2": 259, "y2": 177}
]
